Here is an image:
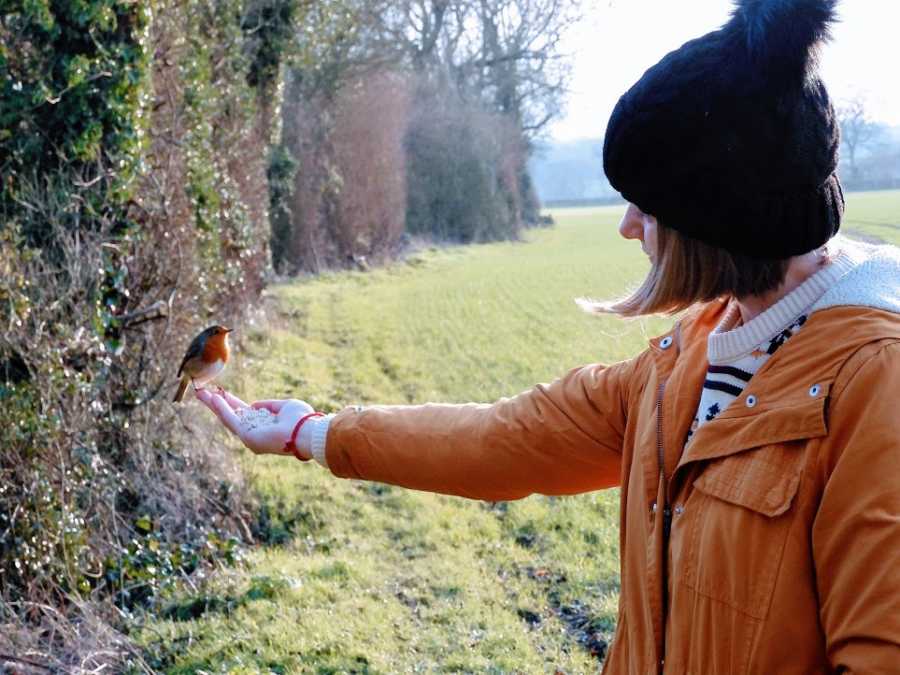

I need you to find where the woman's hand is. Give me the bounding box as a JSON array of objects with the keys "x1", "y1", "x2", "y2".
[{"x1": 194, "y1": 389, "x2": 317, "y2": 459}]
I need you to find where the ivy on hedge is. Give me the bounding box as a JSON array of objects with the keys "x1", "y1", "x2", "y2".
[{"x1": 1, "y1": 0, "x2": 151, "y2": 242}]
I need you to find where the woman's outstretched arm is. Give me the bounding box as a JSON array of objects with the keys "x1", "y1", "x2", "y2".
[
  {"x1": 322, "y1": 356, "x2": 644, "y2": 500},
  {"x1": 198, "y1": 353, "x2": 646, "y2": 501}
]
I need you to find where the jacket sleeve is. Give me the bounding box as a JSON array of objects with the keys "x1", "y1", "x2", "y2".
[
  {"x1": 813, "y1": 341, "x2": 900, "y2": 673},
  {"x1": 322, "y1": 353, "x2": 647, "y2": 501}
]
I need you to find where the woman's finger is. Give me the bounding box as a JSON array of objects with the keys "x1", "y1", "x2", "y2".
[
  {"x1": 203, "y1": 391, "x2": 244, "y2": 437},
  {"x1": 221, "y1": 389, "x2": 250, "y2": 411},
  {"x1": 251, "y1": 399, "x2": 287, "y2": 413},
  {"x1": 194, "y1": 387, "x2": 215, "y2": 408}
]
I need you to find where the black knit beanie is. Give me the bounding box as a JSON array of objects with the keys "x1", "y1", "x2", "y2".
[{"x1": 603, "y1": 0, "x2": 844, "y2": 259}]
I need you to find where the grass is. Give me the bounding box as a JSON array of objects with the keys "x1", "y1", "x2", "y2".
[
  {"x1": 841, "y1": 189, "x2": 900, "y2": 245},
  {"x1": 134, "y1": 191, "x2": 900, "y2": 673}
]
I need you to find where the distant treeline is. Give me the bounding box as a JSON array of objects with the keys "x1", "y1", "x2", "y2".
[
  {"x1": 529, "y1": 138, "x2": 617, "y2": 204},
  {"x1": 543, "y1": 197, "x2": 624, "y2": 209}
]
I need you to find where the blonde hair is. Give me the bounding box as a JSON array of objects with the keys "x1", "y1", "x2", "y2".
[{"x1": 579, "y1": 224, "x2": 792, "y2": 318}]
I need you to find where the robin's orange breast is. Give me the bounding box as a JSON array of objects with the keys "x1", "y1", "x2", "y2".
[{"x1": 201, "y1": 333, "x2": 230, "y2": 363}]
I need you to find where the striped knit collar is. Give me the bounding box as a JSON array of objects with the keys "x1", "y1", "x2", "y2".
[{"x1": 707, "y1": 247, "x2": 856, "y2": 364}]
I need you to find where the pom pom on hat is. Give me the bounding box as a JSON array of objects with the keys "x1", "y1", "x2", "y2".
[
  {"x1": 734, "y1": 0, "x2": 837, "y2": 81},
  {"x1": 603, "y1": 0, "x2": 844, "y2": 259}
]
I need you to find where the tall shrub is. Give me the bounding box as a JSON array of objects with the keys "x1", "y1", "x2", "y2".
[
  {"x1": 405, "y1": 82, "x2": 524, "y2": 243},
  {"x1": 276, "y1": 68, "x2": 410, "y2": 273},
  {"x1": 330, "y1": 71, "x2": 410, "y2": 264}
]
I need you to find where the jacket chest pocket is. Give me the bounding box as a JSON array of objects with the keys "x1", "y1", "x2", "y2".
[{"x1": 679, "y1": 441, "x2": 806, "y2": 620}]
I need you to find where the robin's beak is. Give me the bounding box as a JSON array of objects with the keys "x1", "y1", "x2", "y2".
[{"x1": 224, "y1": 328, "x2": 234, "y2": 333}]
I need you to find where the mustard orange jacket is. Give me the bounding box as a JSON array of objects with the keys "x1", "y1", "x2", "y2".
[{"x1": 324, "y1": 241, "x2": 900, "y2": 674}]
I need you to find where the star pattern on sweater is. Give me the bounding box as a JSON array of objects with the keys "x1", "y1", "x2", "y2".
[
  {"x1": 685, "y1": 314, "x2": 809, "y2": 445},
  {"x1": 765, "y1": 315, "x2": 807, "y2": 355}
]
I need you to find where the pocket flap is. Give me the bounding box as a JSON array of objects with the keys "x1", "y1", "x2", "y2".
[
  {"x1": 680, "y1": 387, "x2": 829, "y2": 469},
  {"x1": 693, "y1": 443, "x2": 804, "y2": 517}
]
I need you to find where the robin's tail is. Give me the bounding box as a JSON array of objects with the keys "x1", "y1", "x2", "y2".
[{"x1": 173, "y1": 375, "x2": 190, "y2": 403}]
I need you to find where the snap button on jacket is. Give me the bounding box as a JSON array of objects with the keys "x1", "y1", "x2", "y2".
[{"x1": 325, "y1": 301, "x2": 900, "y2": 674}]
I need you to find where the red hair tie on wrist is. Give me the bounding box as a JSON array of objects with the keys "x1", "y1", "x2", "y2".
[{"x1": 285, "y1": 411, "x2": 324, "y2": 461}]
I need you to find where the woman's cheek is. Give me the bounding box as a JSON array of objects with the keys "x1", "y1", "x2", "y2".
[{"x1": 643, "y1": 224, "x2": 658, "y2": 261}]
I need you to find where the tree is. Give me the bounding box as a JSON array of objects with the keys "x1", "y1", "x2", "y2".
[
  {"x1": 361, "y1": 0, "x2": 579, "y2": 139},
  {"x1": 463, "y1": 0, "x2": 579, "y2": 137},
  {"x1": 838, "y1": 97, "x2": 880, "y2": 182},
  {"x1": 366, "y1": 0, "x2": 455, "y2": 71}
]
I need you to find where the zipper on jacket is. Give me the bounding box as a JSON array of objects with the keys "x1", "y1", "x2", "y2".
[
  {"x1": 656, "y1": 380, "x2": 667, "y2": 492},
  {"x1": 655, "y1": 378, "x2": 671, "y2": 539},
  {"x1": 655, "y1": 378, "x2": 670, "y2": 672},
  {"x1": 655, "y1": 321, "x2": 681, "y2": 674}
]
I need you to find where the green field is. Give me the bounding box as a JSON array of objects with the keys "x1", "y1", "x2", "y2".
[
  {"x1": 136, "y1": 191, "x2": 900, "y2": 673},
  {"x1": 841, "y1": 189, "x2": 900, "y2": 245}
]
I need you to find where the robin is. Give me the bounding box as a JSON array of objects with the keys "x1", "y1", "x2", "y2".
[{"x1": 173, "y1": 325, "x2": 233, "y2": 403}]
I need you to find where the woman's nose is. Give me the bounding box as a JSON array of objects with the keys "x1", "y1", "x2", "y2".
[{"x1": 618, "y1": 204, "x2": 644, "y2": 241}]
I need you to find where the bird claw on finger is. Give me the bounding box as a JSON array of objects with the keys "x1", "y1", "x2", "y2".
[{"x1": 194, "y1": 385, "x2": 212, "y2": 395}]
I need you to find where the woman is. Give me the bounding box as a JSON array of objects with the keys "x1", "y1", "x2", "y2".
[{"x1": 198, "y1": 0, "x2": 900, "y2": 672}]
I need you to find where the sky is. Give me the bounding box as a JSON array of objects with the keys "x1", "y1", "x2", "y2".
[{"x1": 549, "y1": 0, "x2": 900, "y2": 141}]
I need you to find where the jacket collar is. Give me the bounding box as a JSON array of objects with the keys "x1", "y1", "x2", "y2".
[
  {"x1": 648, "y1": 303, "x2": 900, "y2": 470},
  {"x1": 812, "y1": 235, "x2": 900, "y2": 315}
]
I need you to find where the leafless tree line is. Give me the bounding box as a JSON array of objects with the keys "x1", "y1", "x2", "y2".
[{"x1": 273, "y1": 0, "x2": 580, "y2": 273}]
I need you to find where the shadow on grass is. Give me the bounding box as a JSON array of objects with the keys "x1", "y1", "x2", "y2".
[
  {"x1": 253, "y1": 495, "x2": 324, "y2": 546},
  {"x1": 525, "y1": 565, "x2": 618, "y2": 662},
  {"x1": 160, "y1": 574, "x2": 294, "y2": 622},
  {"x1": 485, "y1": 499, "x2": 620, "y2": 664}
]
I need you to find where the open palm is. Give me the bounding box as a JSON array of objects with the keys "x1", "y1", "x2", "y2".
[{"x1": 194, "y1": 389, "x2": 316, "y2": 459}]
